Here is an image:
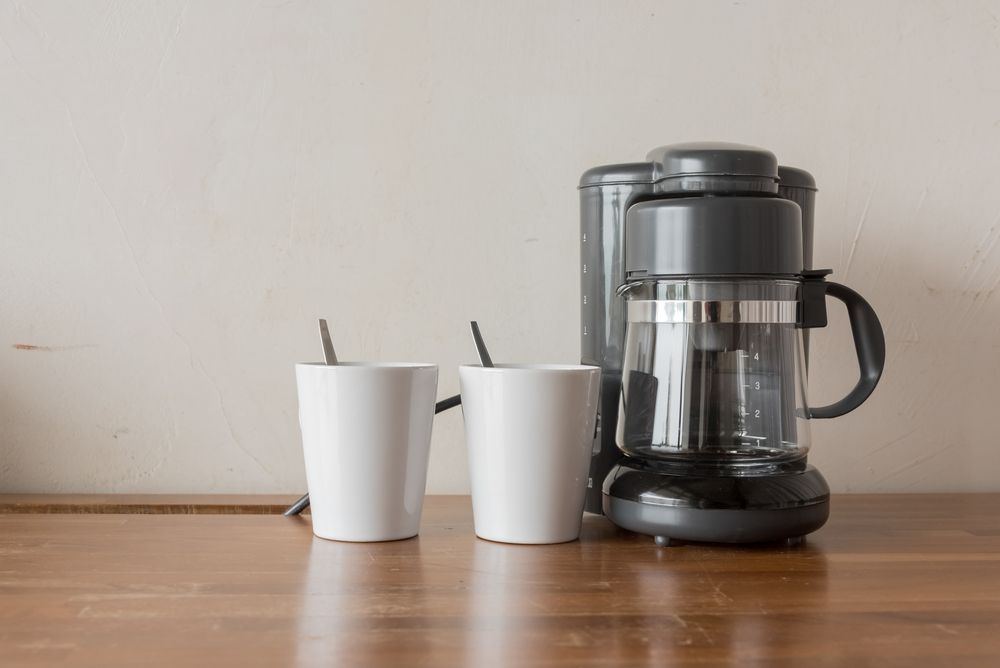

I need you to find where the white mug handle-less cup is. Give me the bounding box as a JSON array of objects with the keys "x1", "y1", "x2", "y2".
[
  {"x1": 295, "y1": 362, "x2": 438, "y2": 542},
  {"x1": 459, "y1": 364, "x2": 601, "y2": 544}
]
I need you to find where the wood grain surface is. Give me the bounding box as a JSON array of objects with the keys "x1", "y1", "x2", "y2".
[
  {"x1": 1, "y1": 494, "x2": 998, "y2": 667},
  {"x1": 0, "y1": 494, "x2": 299, "y2": 515}
]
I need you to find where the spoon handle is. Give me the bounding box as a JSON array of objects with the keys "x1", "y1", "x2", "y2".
[
  {"x1": 284, "y1": 392, "x2": 464, "y2": 516},
  {"x1": 283, "y1": 493, "x2": 310, "y2": 517},
  {"x1": 470, "y1": 321, "x2": 494, "y2": 368},
  {"x1": 318, "y1": 319, "x2": 338, "y2": 365}
]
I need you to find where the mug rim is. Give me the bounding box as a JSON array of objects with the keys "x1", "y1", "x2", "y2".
[
  {"x1": 296, "y1": 361, "x2": 438, "y2": 369},
  {"x1": 459, "y1": 363, "x2": 600, "y2": 372}
]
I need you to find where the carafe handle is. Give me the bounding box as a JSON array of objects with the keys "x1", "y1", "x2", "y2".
[{"x1": 808, "y1": 281, "x2": 886, "y2": 419}]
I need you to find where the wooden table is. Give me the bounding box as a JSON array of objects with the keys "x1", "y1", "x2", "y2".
[{"x1": 1, "y1": 495, "x2": 999, "y2": 666}]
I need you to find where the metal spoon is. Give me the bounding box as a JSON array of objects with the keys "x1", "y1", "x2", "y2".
[
  {"x1": 283, "y1": 319, "x2": 339, "y2": 517},
  {"x1": 470, "y1": 321, "x2": 495, "y2": 368},
  {"x1": 319, "y1": 318, "x2": 338, "y2": 366}
]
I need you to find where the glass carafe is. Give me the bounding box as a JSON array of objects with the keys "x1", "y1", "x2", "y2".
[{"x1": 617, "y1": 276, "x2": 886, "y2": 475}]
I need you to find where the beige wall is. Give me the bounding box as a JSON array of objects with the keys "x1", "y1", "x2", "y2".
[{"x1": 2, "y1": 0, "x2": 998, "y2": 494}]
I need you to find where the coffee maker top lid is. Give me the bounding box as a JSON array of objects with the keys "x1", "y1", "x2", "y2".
[{"x1": 647, "y1": 142, "x2": 780, "y2": 194}]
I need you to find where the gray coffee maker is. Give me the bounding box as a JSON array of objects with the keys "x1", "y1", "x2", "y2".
[{"x1": 580, "y1": 142, "x2": 885, "y2": 545}]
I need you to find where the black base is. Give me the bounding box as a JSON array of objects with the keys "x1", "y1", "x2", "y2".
[{"x1": 602, "y1": 459, "x2": 830, "y2": 544}]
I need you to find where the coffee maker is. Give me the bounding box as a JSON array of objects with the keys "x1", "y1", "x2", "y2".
[{"x1": 580, "y1": 142, "x2": 884, "y2": 545}]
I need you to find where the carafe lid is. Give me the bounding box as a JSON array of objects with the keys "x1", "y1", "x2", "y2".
[
  {"x1": 625, "y1": 196, "x2": 804, "y2": 278},
  {"x1": 647, "y1": 142, "x2": 779, "y2": 194}
]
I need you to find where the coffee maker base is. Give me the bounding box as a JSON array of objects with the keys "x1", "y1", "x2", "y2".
[{"x1": 602, "y1": 461, "x2": 830, "y2": 545}]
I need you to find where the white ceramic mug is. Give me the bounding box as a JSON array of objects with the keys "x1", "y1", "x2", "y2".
[
  {"x1": 295, "y1": 362, "x2": 438, "y2": 542},
  {"x1": 458, "y1": 363, "x2": 601, "y2": 544}
]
